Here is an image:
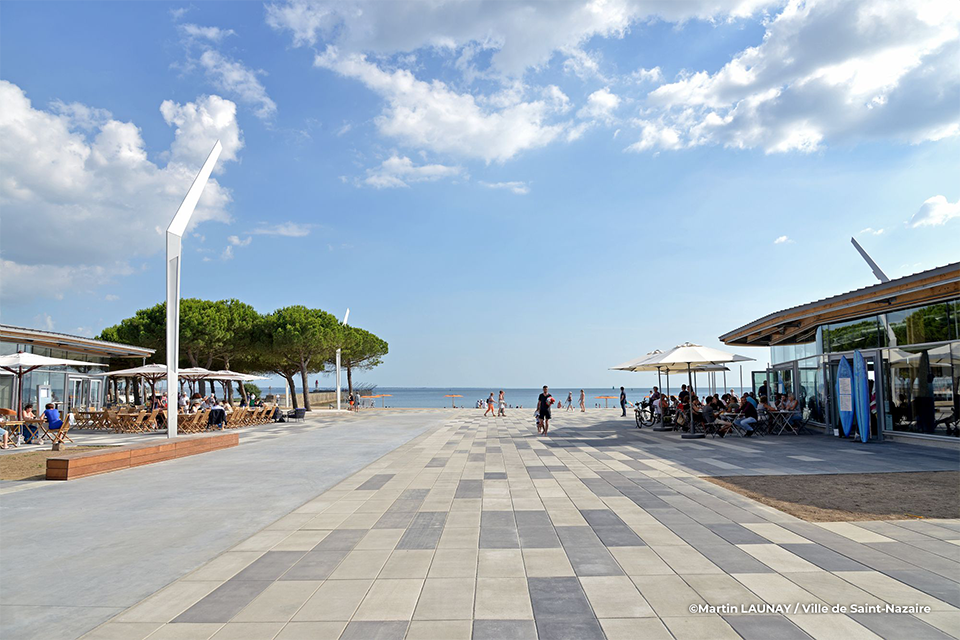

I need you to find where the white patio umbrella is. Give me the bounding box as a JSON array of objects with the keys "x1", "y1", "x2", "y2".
[
  {"x1": 648, "y1": 342, "x2": 754, "y2": 439},
  {"x1": 106, "y1": 363, "x2": 170, "y2": 404},
  {"x1": 0, "y1": 352, "x2": 99, "y2": 419}
]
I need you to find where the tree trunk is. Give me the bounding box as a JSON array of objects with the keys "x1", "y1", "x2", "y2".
[
  {"x1": 226, "y1": 381, "x2": 234, "y2": 404},
  {"x1": 284, "y1": 374, "x2": 299, "y2": 409},
  {"x1": 132, "y1": 377, "x2": 142, "y2": 405},
  {"x1": 238, "y1": 381, "x2": 247, "y2": 403},
  {"x1": 299, "y1": 361, "x2": 312, "y2": 411},
  {"x1": 347, "y1": 364, "x2": 354, "y2": 400}
]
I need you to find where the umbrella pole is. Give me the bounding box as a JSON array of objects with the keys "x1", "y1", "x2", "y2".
[
  {"x1": 682, "y1": 363, "x2": 704, "y2": 439},
  {"x1": 653, "y1": 366, "x2": 670, "y2": 431}
]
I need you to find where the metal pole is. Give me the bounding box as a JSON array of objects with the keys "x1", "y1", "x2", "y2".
[
  {"x1": 165, "y1": 140, "x2": 221, "y2": 438},
  {"x1": 739, "y1": 365, "x2": 743, "y2": 396},
  {"x1": 682, "y1": 363, "x2": 704, "y2": 439},
  {"x1": 336, "y1": 348, "x2": 341, "y2": 410}
]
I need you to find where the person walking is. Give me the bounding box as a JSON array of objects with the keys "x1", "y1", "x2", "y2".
[
  {"x1": 566, "y1": 391, "x2": 574, "y2": 411},
  {"x1": 620, "y1": 386, "x2": 628, "y2": 417},
  {"x1": 537, "y1": 385, "x2": 554, "y2": 434},
  {"x1": 484, "y1": 392, "x2": 496, "y2": 417},
  {"x1": 579, "y1": 389, "x2": 586, "y2": 412},
  {"x1": 498, "y1": 390, "x2": 506, "y2": 416}
]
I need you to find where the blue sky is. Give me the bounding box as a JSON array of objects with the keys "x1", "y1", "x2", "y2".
[{"x1": 1, "y1": 0, "x2": 958, "y2": 389}]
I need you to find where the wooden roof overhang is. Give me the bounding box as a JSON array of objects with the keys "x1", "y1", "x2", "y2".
[{"x1": 719, "y1": 263, "x2": 960, "y2": 348}]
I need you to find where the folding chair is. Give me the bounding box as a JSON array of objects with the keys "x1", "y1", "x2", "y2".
[{"x1": 48, "y1": 419, "x2": 74, "y2": 448}]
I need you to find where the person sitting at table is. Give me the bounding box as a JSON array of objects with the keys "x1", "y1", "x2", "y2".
[
  {"x1": 0, "y1": 424, "x2": 9, "y2": 449},
  {"x1": 733, "y1": 396, "x2": 757, "y2": 437},
  {"x1": 703, "y1": 396, "x2": 734, "y2": 437},
  {"x1": 20, "y1": 404, "x2": 41, "y2": 443},
  {"x1": 783, "y1": 393, "x2": 802, "y2": 426},
  {"x1": 43, "y1": 403, "x2": 64, "y2": 433}
]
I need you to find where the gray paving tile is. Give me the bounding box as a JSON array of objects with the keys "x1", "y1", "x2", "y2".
[
  {"x1": 527, "y1": 577, "x2": 594, "y2": 619},
  {"x1": 357, "y1": 474, "x2": 395, "y2": 490},
  {"x1": 555, "y1": 528, "x2": 623, "y2": 576},
  {"x1": 484, "y1": 472, "x2": 507, "y2": 479},
  {"x1": 707, "y1": 523, "x2": 772, "y2": 545},
  {"x1": 780, "y1": 544, "x2": 870, "y2": 572},
  {"x1": 482, "y1": 511, "x2": 517, "y2": 527},
  {"x1": 722, "y1": 615, "x2": 810, "y2": 640},
  {"x1": 315, "y1": 529, "x2": 366, "y2": 551},
  {"x1": 472, "y1": 620, "x2": 538, "y2": 640},
  {"x1": 340, "y1": 620, "x2": 408, "y2": 640},
  {"x1": 455, "y1": 480, "x2": 483, "y2": 498},
  {"x1": 396, "y1": 512, "x2": 447, "y2": 550},
  {"x1": 479, "y1": 526, "x2": 520, "y2": 549},
  {"x1": 172, "y1": 580, "x2": 271, "y2": 623},
  {"x1": 400, "y1": 489, "x2": 431, "y2": 500},
  {"x1": 592, "y1": 525, "x2": 645, "y2": 547},
  {"x1": 851, "y1": 613, "x2": 955, "y2": 640},
  {"x1": 885, "y1": 569, "x2": 960, "y2": 608},
  {"x1": 232, "y1": 551, "x2": 306, "y2": 581},
  {"x1": 868, "y1": 542, "x2": 960, "y2": 580},
  {"x1": 686, "y1": 541, "x2": 775, "y2": 574},
  {"x1": 279, "y1": 550, "x2": 349, "y2": 580},
  {"x1": 535, "y1": 618, "x2": 605, "y2": 640}
]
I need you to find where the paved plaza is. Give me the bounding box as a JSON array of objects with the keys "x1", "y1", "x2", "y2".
[{"x1": 53, "y1": 409, "x2": 960, "y2": 640}]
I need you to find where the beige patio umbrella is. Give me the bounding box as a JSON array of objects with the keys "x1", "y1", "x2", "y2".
[
  {"x1": 647, "y1": 343, "x2": 754, "y2": 439},
  {"x1": 0, "y1": 352, "x2": 99, "y2": 419}
]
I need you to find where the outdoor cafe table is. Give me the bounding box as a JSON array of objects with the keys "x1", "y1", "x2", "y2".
[{"x1": 770, "y1": 410, "x2": 801, "y2": 435}]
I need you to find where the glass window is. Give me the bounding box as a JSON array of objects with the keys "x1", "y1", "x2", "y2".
[
  {"x1": 884, "y1": 343, "x2": 957, "y2": 437},
  {"x1": 885, "y1": 303, "x2": 951, "y2": 347},
  {"x1": 823, "y1": 316, "x2": 881, "y2": 353}
]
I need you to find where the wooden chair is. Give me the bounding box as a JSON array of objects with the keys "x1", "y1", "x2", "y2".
[
  {"x1": 141, "y1": 409, "x2": 161, "y2": 432},
  {"x1": 48, "y1": 419, "x2": 74, "y2": 447},
  {"x1": 116, "y1": 411, "x2": 146, "y2": 433}
]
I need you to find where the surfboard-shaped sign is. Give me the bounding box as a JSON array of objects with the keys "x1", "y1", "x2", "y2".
[
  {"x1": 836, "y1": 356, "x2": 854, "y2": 437},
  {"x1": 853, "y1": 350, "x2": 870, "y2": 443}
]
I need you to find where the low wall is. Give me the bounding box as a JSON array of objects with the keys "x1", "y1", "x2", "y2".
[{"x1": 46, "y1": 432, "x2": 239, "y2": 480}]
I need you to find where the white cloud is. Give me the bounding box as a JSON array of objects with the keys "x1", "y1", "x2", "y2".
[
  {"x1": 363, "y1": 155, "x2": 464, "y2": 188},
  {"x1": 315, "y1": 47, "x2": 567, "y2": 162},
  {"x1": 267, "y1": 0, "x2": 777, "y2": 76},
  {"x1": 562, "y1": 48, "x2": 607, "y2": 81},
  {"x1": 577, "y1": 87, "x2": 621, "y2": 123},
  {"x1": 33, "y1": 313, "x2": 55, "y2": 331},
  {"x1": 227, "y1": 235, "x2": 253, "y2": 247},
  {"x1": 634, "y1": 0, "x2": 960, "y2": 153},
  {"x1": 0, "y1": 81, "x2": 240, "y2": 303},
  {"x1": 774, "y1": 235, "x2": 793, "y2": 244},
  {"x1": 220, "y1": 245, "x2": 235, "y2": 261},
  {"x1": 335, "y1": 122, "x2": 352, "y2": 136},
  {"x1": 250, "y1": 222, "x2": 313, "y2": 237},
  {"x1": 859, "y1": 227, "x2": 885, "y2": 235},
  {"x1": 908, "y1": 195, "x2": 960, "y2": 227},
  {"x1": 480, "y1": 180, "x2": 529, "y2": 195},
  {"x1": 170, "y1": 7, "x2": 191, "y2": 20},
  {"x1": 625, "y1": 119, "x2": 682, "y2": 152},
  {"x1": 104, "y1": 294, "x2": 120, "y2": 301},
  {"x1": 160, "y1": 94, "x2": 244, "y2": 167},
  {"x1": 198, "y1": 50, "x2": 278, "y2": 120},
  {"x1": 179, "y1": 23, "x2": 237, "y2": 43},
  {"x1": 630, "y1": 67, "x2": 663, "y2": 84}
]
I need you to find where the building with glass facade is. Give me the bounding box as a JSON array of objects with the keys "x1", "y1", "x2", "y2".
[
  {"x1": 720, "y1": 263, "x2": 960, "y2": 445},
  {"x1": 0, "y1": 325, "x2": 154, "y2": 413}
]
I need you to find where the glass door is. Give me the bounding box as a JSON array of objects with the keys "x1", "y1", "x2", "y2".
[
  {"x1": 88, "y1": 379, "x2": 103, "y2": 409},
  {"x1": 68, "y1": 378, "x2": 84, "y2": 412}
]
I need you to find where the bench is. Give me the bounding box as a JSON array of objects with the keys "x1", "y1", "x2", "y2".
[{"x1": 45, "y1": 432, "x2": 239, "y2": 480}]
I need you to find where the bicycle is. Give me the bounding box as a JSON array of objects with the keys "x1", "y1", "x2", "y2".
[{"x1": 634, "y1": 401, "x2": 655, "y2": 428}]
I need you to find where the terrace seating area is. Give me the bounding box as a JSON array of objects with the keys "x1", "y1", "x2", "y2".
[{"x1": 71, "y1": 405, "x2": 278, "y2": 435}]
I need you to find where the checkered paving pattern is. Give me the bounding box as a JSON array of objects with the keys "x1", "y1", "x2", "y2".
[{"x1": 83, "y1": 412, "x2": 960, "y2": 640}]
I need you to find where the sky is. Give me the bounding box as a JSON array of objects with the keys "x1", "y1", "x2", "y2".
[{"x1": 1, "y1": 0, "x2": 958, "y2": 390}]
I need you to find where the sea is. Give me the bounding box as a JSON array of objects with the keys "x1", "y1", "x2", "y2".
[{"x1": 265, "y1": 386, "x2": 753, "y2": 409}]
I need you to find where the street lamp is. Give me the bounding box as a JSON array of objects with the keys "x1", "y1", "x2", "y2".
[
  {"x1": 336, "y1": 308, "x2": 349, "y2": 411},
  {"x1": 166, "y1": 140, "x2": 222, "y2": 437}
]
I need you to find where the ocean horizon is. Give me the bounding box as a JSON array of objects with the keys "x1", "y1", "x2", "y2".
[{"x1": 263, "y1": 385, "x2": 753, "y2": 409}]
